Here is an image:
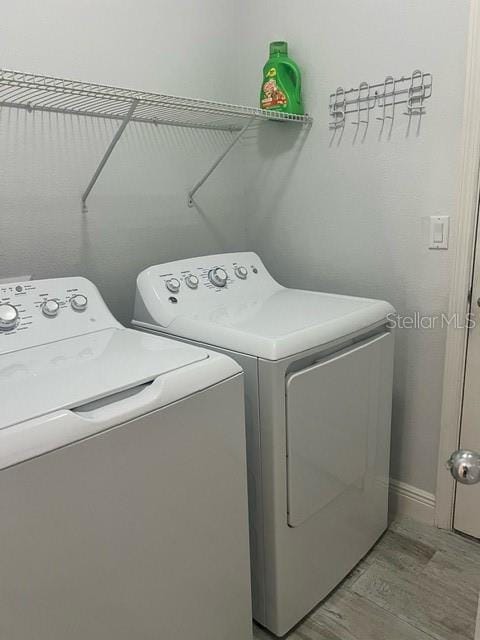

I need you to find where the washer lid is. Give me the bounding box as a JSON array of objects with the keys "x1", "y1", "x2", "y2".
[
  {"x1": 167, "y1": 289, "x2": 393, "y2": 360},
  {"x1": 0, "y1": 328, "x2": 212, "y2": 430}
]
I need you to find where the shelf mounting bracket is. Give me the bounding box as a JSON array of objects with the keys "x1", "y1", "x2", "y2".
[
  {"x1": 188, "y1": 115, "x2": 256, "y2": 207},
  {"x1": 82, "y1": 99, "x2": 139, "y2": 213}
]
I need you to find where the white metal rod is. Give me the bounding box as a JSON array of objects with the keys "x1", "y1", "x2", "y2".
[
  {"x1": 81, "y1": 99, "x2": 138, "y2": 212},
  {"x1": 188, "y1": 115, "x2": 255, "y2": 207}
]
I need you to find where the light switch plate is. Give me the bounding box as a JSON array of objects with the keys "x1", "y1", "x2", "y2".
[{"x1": 429, "y1": 216, "x2": 449, "y2": 250}]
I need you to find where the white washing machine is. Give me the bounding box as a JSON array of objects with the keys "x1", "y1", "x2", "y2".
[
  {"x1": 0, "y1": 276, "x2": 252, "y2": 640},
  {"x1": 133, "y1": 251, "x2": 395, "y2": 637}
]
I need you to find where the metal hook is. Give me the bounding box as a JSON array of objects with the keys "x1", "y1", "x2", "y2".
[
  {"x1": 376, "y1": 76, "x2": 396, "y2": 122},
  {"x1": 404, "y1": 69, "x2": 426, "y2": 116},
  {"x1": 329, "y1": 86, "x2": 346, "y2": 129},
  {"x1": 352, "y1": 82, "x2": 371, "y2": 125}
]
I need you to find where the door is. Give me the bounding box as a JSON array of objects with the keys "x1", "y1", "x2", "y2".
[
  {"x1": 455, "y1": 226, "x2": 480, "y2": 536},
  {"x1": 285, "y1": 332, "x2": 393, "y2": 527}
]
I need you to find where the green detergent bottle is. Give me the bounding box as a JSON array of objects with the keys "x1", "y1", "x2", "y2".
[{"x1": 260, "y1": 41, "x2": 304, "y2": 115}]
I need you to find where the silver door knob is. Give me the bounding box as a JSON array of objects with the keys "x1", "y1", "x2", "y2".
[{"x1": 447, "y1": 450, "x2": 480, "y2": 485}]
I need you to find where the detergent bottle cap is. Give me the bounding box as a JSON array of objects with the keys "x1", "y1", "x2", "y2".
[{"x1": 269, "y1": 41, "x2": 288, "y2": 56}]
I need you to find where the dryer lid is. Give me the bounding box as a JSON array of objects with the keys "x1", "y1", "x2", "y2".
[
  {"x1": 153, "y1": 289, "x2": 393, "y2": 360},
  {"x1": 0, "y1": 328, "x2": 211, "y2": 430}
]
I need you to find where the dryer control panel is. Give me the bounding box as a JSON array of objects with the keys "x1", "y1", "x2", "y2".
[
  {"x1": 0, "y1": 277, "x2": 119, "y2": 355},
  {"x1": 133, "y1": 251, "x2": 394, "y2": 360},
  {"x1": 134, "y1": 251, "x2": 283, "y2": 328},
  {"x1": 142, "y1": 253, "x2": 274, "y2": 296}
]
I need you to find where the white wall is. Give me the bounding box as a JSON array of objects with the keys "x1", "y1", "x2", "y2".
[
  {"x1": 0, "y1": 0, "x2": 246, "y2": 323},
  {"x1": 0, "y1": 0, "x2": 472, "y2": 497},
  {"x1": 234, "y1": 0, "x2": 470, "y2": 494}
]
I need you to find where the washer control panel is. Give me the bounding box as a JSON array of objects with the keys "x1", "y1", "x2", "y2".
[{"x1": 0, "y1": 277, "x2": 119, "y2": 355}]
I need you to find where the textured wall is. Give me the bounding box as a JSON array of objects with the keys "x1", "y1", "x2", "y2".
[
  {"x1": 233, "y1": 0, "x2": 470, "y2": 494},
  {"x1": 0, "y1": 0, "x2": 472, "y2": 496},
  {"x1": 0, "y1": 0, "x2": 247, "y2": 323}
]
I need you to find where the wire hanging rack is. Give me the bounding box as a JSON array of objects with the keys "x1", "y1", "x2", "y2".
[{"x1": 329, "y1": 70, "x2": 432, "y2": 130}]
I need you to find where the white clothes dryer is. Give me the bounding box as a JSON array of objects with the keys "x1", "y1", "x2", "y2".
[
  {"x1": 133, "y1": 251, "x2": 395, "y2": 637},
  {"x1": 0, "y1": 276, "x2": 252, "y2": 640}
]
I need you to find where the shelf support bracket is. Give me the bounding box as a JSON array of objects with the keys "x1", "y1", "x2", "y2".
[
  {"x1": 188, "y1": 115, "x2": 256, "y2": 207},
  {"x1": 82, "y1": 99, "x2": 139, "y2": 213}
]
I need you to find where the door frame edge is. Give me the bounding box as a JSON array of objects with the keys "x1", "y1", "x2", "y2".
[{"x1": 435, "y1": 0, "x2": 480, "y2": 529}]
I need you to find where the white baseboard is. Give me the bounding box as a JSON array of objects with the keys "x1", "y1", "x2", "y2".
[{"x1": 388, "y1": 478, "x2": 436, "y2": 525}]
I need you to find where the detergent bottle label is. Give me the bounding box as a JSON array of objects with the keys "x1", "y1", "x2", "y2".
[{"x1": 261, "y1": 68, "x2": 288, "y2": 110}]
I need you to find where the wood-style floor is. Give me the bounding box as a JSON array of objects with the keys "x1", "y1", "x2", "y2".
[{"x1": 253, "y1": 517, "x2": 480, "y2": 640}]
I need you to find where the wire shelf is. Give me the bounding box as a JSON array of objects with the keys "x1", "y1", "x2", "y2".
[
  {"x1": 0, "y1": 68, "x2": 312, "y2": 211},
  {"x1": 0, "y1": 69, "x2": 312, "y2": 131}
]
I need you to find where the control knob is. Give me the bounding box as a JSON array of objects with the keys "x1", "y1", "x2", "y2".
[
  {"x1": 234, "y1": 266, "x2": 248, "y2": 280},
  {"x1": 208, "y1": 267, "x2": 228, "y2": 288},
  {"x1": 185, "y1": 274, "x2": 199, "y2": 289},
  {"x1": 0, "y1": 304, "x2": 19, "y2": 331},
  {"x1": 71, "y1": 294, "x2": 88, "y2": 311},
  {"x1": 165, "y1": 278, "x2": 181, "y2": 293},
  {"x1": 42, "y1": 299, "x2": 60, "y2": 318}
]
